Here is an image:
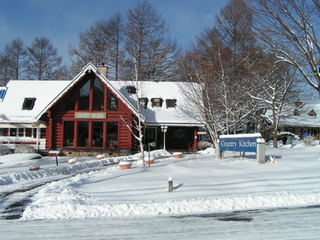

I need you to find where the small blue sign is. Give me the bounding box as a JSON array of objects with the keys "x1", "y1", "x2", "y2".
[{"x1": 219, "y1": 134, "x2": 261, "y2": 152}]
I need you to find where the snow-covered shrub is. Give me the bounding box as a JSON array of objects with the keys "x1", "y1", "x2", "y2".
[
  {"x1": 303, "y1": 136, "x2": 316, "y2": 146},
  {"x1": 14, "y1": 145, "x2": 37, "y2": 153},
  {"x1": 197, "y1": 141, "x2": 213, "y2": 150},
  {"x1": 198, "y1": 147, "x2": 215, "y2": 155},
  {"x1": 0, "y1": 145, "x2": 12, "y2": 155}
]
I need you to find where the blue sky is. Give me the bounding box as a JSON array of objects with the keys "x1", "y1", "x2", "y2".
[{"x1": 0, "y1": 0, "x2": 227, "y2": 66}]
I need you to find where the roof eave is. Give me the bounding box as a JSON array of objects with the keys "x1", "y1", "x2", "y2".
[{"x1": 145, "y1": 122, "x2": 204, "y2": 127}]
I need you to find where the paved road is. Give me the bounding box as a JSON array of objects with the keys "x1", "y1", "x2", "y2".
[{"x1": 0, "y1": 205, "x2": 319, "y2": 239}]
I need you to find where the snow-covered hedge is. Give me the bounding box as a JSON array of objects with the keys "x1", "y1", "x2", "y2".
[
  {"x1": 0, "y1": 145, "x2": 12, "y2": 155},
  {"x1": 14, "y1": 145, "x2": 37, "y2": 153},
  {"x1": 303, "y1": 136, "x2": 317, "y2": 146}
]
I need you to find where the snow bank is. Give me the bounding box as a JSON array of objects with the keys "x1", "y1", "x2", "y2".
[
  {"x1": 0, "y1": 158, "x2": 112, "y2": 186},
  {"x1": 0, "y1": 150, "x2": 171, "y2": 186},
  {"x1": 198, "y1": 147, "x2": 216, "y2": 155},
  {"x1": 22, "y1": 180, "x2": 320, "y2": 220},
  {"x1": 0, "y1": 153, "x2": 42, "y2": 164},
  {"x1": 134, "y1": 149, "x2": 172, "y2": 159}
]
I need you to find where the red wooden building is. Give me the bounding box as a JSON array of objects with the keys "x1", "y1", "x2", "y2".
[{"x1": 38, "y1": 63, "x2": 142, "y2": 155}]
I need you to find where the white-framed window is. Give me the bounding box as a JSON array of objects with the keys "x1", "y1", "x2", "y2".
[
  {"x1": 9, "y1": 128, "x2": 17, "y2": 136},
  {"x1": 18, "y1": 128, "x2": 24, "y2": 137}
]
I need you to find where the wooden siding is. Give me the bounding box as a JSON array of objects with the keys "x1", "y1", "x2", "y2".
[
  {"x1": 118, "y1": 113, "x2": 133, "y2": 150},
  {"x1": 43, "y1": 71, "x2": 137, "y2": 152}
]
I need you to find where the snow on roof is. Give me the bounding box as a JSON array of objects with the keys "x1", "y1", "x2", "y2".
[
  {"x1": 0, "y1": 80, "x2": 71, "y2": 124},
  {"x1": 0, "y1": 63, "x2": 203, "y2": 127},
  {"x1": 279, "y1": 99, "x2": 320, "y2": 127},
  {"x1": 280, "y1": 115, "x2": 320, "y2": 127},
  {"x1": 220, "y1": 133, "x2": 262, "y2": 139},
  {"x1": 111, "y1": 81, "x2": 204, "y2": 127}
]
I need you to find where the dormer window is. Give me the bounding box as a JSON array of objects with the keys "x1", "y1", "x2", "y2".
[
  {"x1": 139, "y1": 98, "x2": 148, "y2": 109},
  {"x1": 22, "y1": 98, "x2": 36, "y2": 110},
  {"x1": 151, "y1": 98, "x2": 163, "y2": 108},
  {"x1": 166, "y1": 99, "x2": 177, "y2": 108},
  {"x1": 308, "y1": 109, "x2": 317, "y2": 117},
  {"x1": 293, "y1": 109, "x2": 300, "y2": 116},
  {"x1": 126, "y1": 86, "x2": 136, "y2": 94}
]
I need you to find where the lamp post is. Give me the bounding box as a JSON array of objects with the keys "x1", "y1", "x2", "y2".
[{"x1": 161, "y1": 126, "x2": 168, "y2": 150}]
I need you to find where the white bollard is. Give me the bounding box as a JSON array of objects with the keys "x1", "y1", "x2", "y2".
[
  {"x1": 168, "y1": 176, "x2": 173, "y2": 192},
  {"x1": 216, "y1": 139, "x2": 223, "y2": 159},
  {"x1": 257, "y1": 138, "x2": 266, "y2": 164}
]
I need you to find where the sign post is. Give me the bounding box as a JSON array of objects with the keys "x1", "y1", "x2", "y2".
[
  {"x1": 49, "y1": 150, "x2": 60, "y2": 166},
  {"x1": 257, "y1": 138, "x2": 266, "y2": 164},
  {"x1": 216, "y1": 139, "x2": 222, "y2": 159}
]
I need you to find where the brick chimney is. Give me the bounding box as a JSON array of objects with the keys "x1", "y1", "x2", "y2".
[{"x1": 97, "y1": 63, "x2": 108, "y2": 78}]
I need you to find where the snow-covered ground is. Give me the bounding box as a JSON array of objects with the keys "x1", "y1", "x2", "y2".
[
  {"x1": 0, "y1": 140, "x2": 320, "y2": 238},
  {"x1": 0, "y1": 153, "x2": 140, "y2": 194}
]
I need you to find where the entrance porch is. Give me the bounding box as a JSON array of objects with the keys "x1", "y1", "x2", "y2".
[{"x1": 144, "y1": 126, "x2": 198, "y2": 151}]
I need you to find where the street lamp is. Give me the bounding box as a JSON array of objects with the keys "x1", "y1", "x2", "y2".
[{"x1": 161, "y1": 125, "x2": 168, "y2": 150}]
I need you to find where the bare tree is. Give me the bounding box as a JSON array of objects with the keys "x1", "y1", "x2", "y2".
[
  {"x1": 117, "y1": 1, "x2": 178, "y2": 162},
  {"x1": 3, "y1": 38, "x2": 26, "y2": 80},
  {"x1": 213, "y1": 0, "x2": 260, "y2": 133},
  {"x1": 178, "y1": 0, "x2": 264, "y2": 148},
  {"x1": 25, "y1": 37, "x2": 67, "y2": 80},
  {"x1": 216, "y1": 0, "x2": 257, "y2": 73},
  {"x1": 249, "y1": 0, "x2": 320, "y2": 96},
  {"x1": 69, "y1": 20, "x2": 111, "y2": 75},
  {"x1": 107, "y1": 12, "x2": 125, "y2": 80},
  {"x1": 69, "y1": 13, "x2": 124, "y2": 79},
  {"x1": 0, "y1": 54, "x2": 11, "y2": 85},
  {"x1": 179, "y1": 48, "x2": 223, "y2": 148},
  {"x1": 248, "y1": 57, "x2": 297, "y2": 148},
  {"x1": 123, "y1": 1, "x2": 177, "y2": 81},
  {"x1": 122, "y1": 39, "x2": 146, "y2": 164}
]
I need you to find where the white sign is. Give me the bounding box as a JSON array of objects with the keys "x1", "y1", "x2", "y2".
[{"x1": 75, "y1": 112, "x2": 107, "y2": 119}]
